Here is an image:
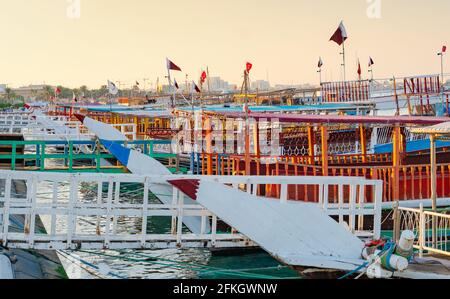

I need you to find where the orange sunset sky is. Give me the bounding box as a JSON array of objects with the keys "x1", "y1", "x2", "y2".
[{"x1": 0, "y1": 0, "x2": 448, "y2": 88}]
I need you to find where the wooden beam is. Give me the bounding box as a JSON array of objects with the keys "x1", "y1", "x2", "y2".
[
  {"x1": 359, "y1": 125, "x2": 367, "y2": 163},
  {"x1": 253, "y1": 121, "x2": 260, "y2": 159},
  {"x1": 392, "y1": 125, "x2": 401, "y2": 201},
  {"x1": 205, "y1": 117, "x2": 213, "y2": 175},
  {"x1": 321, "y1": 125, "x2": 328, "y2": 176},
  {"x1": 308, "y1": 125, "x2": 315, "y2": 165}
]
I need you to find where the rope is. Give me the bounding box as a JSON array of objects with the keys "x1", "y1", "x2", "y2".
[
  {"x1": 338, "y1": 241, "x2": 396, "y2": 280},
  {"x1": 338, "y1": 262, "x2": 369, "y2": 280}
]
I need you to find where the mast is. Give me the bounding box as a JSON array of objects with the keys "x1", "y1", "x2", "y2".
[
  {"x1": 207, "y1": 66, "x2": 211, "y2": 96},
  {"x1": 318, "y1": 66, "x2": 322, "y2": 84},
  {"x1": 166, "y1": 66, "x2": 174, "y2": 108},
  {"x1": 341, "y1": 42, "x2": 346, "y2": 81},
  {"x1": 244, "y1": 69, "x2": 251, "y2": 176},
  {"x1": 439, "y1": 48, "x2": 445, "y2": 105}
]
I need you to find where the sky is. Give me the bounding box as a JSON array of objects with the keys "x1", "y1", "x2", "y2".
[{"x1": 0, "y1": 0, "x2": 449, "y2": 88}]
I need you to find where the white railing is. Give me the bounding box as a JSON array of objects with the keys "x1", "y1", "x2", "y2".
[
  {"x1": 193, "y1": 175, "x2": 382, "y2": 239},
  {"x1": 0, "y1": 171, "x2": 383, "y2": 250},
  {"x1": 397, "y1": 205, "x2": 450, "y2": 257}
]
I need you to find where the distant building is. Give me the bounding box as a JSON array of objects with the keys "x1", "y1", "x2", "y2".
[
  {"x1": 13, "y1": 85, "x2": 49, "y2": 99},
  {"x1": 274, "y1": 83, "x2": 315, "y2": 90},
  {"x1": 209, "y1": 77, "x2": 232, "y2": 92},
  {"x1": 251, "y1": 80, "x2": 271, "y2": 91}
]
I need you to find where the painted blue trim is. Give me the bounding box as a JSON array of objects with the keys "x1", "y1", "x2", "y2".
[
  {"x1": 374, "y1": 139, "x2": 450, "y2": 154},
  {"x1": 100, "y1": 139, "x2": 131, "y2": 166}
]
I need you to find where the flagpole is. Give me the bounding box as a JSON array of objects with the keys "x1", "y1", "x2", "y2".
[
  {"x1": 207, "y1": 67, "x2": 211, "y2": 96},
  {"x1": 341, "y1": 42, "x2": 346, "y2": 81},
  {"x1": 440, "y1": 50, "x2": 445, "y2": 105},
  {"x1": 244, "y1": 69, "x2": 251, "y2": 176},
  {"x1": 190, "y1": 83, "x2": 195, "y2": 173},
  {"x1": 166, "y1": 63, "x2": 174, "y2": 109},
  {"x1": 318, "y1": 67, "x2": 322, "y2": 85}
]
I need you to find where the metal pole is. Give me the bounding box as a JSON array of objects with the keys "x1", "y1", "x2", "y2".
[
  {"x1": 393, "y1": 77, "x2": 401, "y2": 116},
  {"x1": 318, "y1": 67, "x2": 322, "y2": 85},
  {"x1": 430, "y1": 134, "x2": 437, "y2": 211},
  {"x1": 167, "y1": 67, "x2": 174, "y2": 108},
  {"x1": 244, "y1": 70, "x2": 251, "y2": 176},
  {"x1": 441, "y1": 52, "x2": 445, "y2": 105},
  {"x1": 190, "y1": 86, "x2": 195, "y2": 174},
  {"x1": 341, "y1": 42, "x2": 346, "y2": 81},
  {"x1": 207, "y1": 67, "x2": 211, "y2": 96},
  {"x1": 430, "y1": 134, "x2": 437, "y2": 248}
]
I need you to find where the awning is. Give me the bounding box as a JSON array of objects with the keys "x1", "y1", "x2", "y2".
[{"x1": 410, "y1": 122, "x2": 450, "y2": 136}]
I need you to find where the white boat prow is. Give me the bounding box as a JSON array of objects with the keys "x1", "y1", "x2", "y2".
[
  {"x1": 169, "y1": 179, "x2": 366, "y2": 271},
  {"x1": 75, "y1": 114, "x2": 210, "y2": 234}
]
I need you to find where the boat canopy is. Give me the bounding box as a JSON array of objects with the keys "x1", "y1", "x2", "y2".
[
  {"x1": 217, "y1": 112, "x2": 450, "y2": 125},
  {"x1": 410, "y1": 122, "x2": 450, "y2": 135}
]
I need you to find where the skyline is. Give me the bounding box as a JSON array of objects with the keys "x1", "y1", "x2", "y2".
[{"x1": 0, "y1": 0, "x2": 449, "y2": 88}]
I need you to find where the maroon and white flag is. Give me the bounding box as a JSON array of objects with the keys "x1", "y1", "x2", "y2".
[
  {"x1": 368, "y1": 57, "x2": 374, "y2": 67},
  {"x1": 357, "y1": 59, "x2": 362, "y2": 77},
  {"x1": 166, "y1": 58, "x2": 182, "y2": 72},
  {"x1": 329, "y1": 21, "x2": 348, "y2": 46},
  {"x1": 443, "y1": 46, "x2": 447, "y2": 53},
  {"x1": 174, "y1": 79, "x2": 179, "y2": 90},
  {"x1": 192, "y1": 81, "x2": 201, "y2": 93},
  {"x1": 318, "y1": 57, "x2": 323, "y2": 68}
]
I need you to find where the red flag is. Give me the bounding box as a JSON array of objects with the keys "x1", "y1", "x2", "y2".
[
  {"x1": 443, "y1": 46, "x2": 447, "y2": 53},
  {"x1": 55, "y1": 87, "x2": 62, "y2": 95},
  {"x1": 329, "y1": 21, "x2": 348, "y2": 46},
  {"x1": 246, "y1": 62, "x2": 253, "y2": 73},
  {"x1": 174, "y1": 79, "x2": 179, "y2": 89},
  {"x1": 200, "y1": 71, "x2": 207, "y2": 84},
  {"x1": 368, "y1": 57, "x2": 374, "y2": 67},
  {"x1": 166, "y1": 58, "x2": 182, "y2": 72}
]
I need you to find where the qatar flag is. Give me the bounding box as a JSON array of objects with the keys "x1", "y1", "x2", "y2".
[
  {"x1": 55, "y1": 87, "x2": 62, "y2": 95},
  {"x1": 107, "y1": 80, "x2": 119, "y2": 95},
  {"x1": 166, "y1": 58, "x2": 182, "y2": 72},
  {"x1": 357, "y1": 60, "x2": 362, "y2": 77},
  {"x1": 329, "y1": 21, "x2": 348, "y2": 46},
  {"x1": 72, "y1": 92, "x2": 78, "y2": 102},
  {"x1": 174, "y1": 78, "x2": 179, "y2": 89},
  {"x1": 318, "y1": 57, "x2": 323, "y2": 68},
  {"x1": 443, "y1": 46, "x2": 447, "y2": 53},
  {"x1": 368, "y1": 57, "x2": 374, "y2": 67},
  {"x1": 192, "y1": 81, "x2": 201, "y2": 93}
]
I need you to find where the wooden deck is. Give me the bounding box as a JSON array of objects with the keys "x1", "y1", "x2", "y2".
[{"x1": 395, "y1": 255, "x2": 450, "y2": 279}]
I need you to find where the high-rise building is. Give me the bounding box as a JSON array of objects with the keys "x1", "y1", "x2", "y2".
[
  {"x1": 251, "y1": 80, "x2": 271, "y2": 91},
  {"x1": 209, "y1": 77, "x2": 232, "y2": 92}
]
